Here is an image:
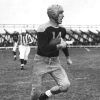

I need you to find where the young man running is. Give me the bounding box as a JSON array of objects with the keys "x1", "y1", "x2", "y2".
[{"x1": 31, "y1": 4, "x2": 73, "y2": 100}]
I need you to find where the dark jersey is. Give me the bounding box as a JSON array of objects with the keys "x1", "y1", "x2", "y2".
[
  {"x1": 37, "y1": 22, "x2": 69, "y2": 57},
  {"x1": 12, "y1": 33, "x2": 19, "y2": 42}
]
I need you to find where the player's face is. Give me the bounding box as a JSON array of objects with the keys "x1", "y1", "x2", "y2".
[{"x1": 57, "y1": 12, "x2": 64, "y2": 24}]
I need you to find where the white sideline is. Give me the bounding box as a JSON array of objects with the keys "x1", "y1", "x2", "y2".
[
  {"x1": 0, "y1": 45, "x2": 100, "y2": 49},
  {"x1": 0, "y1": 46, "x2": 37, "y2": 49}
]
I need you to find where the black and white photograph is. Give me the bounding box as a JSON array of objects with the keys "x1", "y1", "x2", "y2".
[{"x1": 0, "y1": 0, "x2": 100, "y2": 100}]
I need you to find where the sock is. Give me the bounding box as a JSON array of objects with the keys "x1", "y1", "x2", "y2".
[
  {"x1": 45, "y1": 90, "x2": 52, "y2": 97},
  {"x1": 21, "y1": 64, "x2": 24, "y2": 67},
  {"x1": 13, "y1": 51, "x2": 16, "y2": 58},
  {"x1": 20, "y1": 59, "x2": 24, "y2": 66},
  {"x1": 24, "y1": 60, "x2": 27, "y2": 65},
  {"x1": 13, "y1": 51, "x2": 16, "y2": 55},
  {"x1": 14, "y1": 55, "x2": 16, "y2": 58}
]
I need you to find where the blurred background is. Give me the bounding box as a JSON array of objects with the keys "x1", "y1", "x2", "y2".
[{"x1": 0, "y1": 0, "x2": 100, "y2": 47}]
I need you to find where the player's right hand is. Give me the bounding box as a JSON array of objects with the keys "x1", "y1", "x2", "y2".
[{"x1": 57, "y1": 38, "x2": 67, "y2": 49}]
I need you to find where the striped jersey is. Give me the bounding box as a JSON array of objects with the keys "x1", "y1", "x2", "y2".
[{"x1": 18, "y1": 32, "x2": 33, "y2": 45}]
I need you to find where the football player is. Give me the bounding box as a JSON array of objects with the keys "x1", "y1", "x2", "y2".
[
  {"x1": 31, "y1": 4, "x2": 73, "y2": 100},
  {"x1": 12, "y1": 31, "x2": 19, "y2": 60},
  {"x1": 18, "y1": 31, "x2": 33, "y2": 70}
]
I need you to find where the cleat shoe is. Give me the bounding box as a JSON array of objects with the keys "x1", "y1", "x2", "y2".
[
  {"x1": 31, "y1": 89, "x2": 40, "y2": 100},
  {"x1": 39, "y1": 93, "x2": 49, "y2": 100},
  {"x1": 31, "y1": 92, "x2": 40, "y2": 100}
]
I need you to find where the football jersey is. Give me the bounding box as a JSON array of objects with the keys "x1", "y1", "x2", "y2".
[
  {"x1": 12, "y1": 33, "x2": 19, "y2": 42},
  {"x1": 18, "y1": 32, "x2": 33, "y2": 45},
  {"x1": 37, "y1": 22, "x2": 69, "y2": 57}
]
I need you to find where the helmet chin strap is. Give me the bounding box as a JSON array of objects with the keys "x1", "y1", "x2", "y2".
[
  {"x1": 53, "y1": 17, "x2": 60, "y2": 25},
  {"x1": 55, "y1": 18, "x2": 59, "y2": 24}
]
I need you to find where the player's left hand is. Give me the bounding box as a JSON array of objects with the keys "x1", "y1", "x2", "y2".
[{"x1": 66, "y1": 57, "x2": 73, "y2": 65}]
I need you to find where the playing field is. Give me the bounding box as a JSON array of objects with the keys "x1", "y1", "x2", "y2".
[{"x1": 0, "y1": 47, "x2": 100, "y2": 100}]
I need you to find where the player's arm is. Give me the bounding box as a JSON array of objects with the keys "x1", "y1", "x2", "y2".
[
  {"x1": 17, "y1": 34, "x2": 21, "y2": 45},
  {"x1": 4, "y1": 29, "x2": 11, "y2": 35},
  {"x1": 61, "y1": 28, "x2": 73, "y2": 65},
  {"x1": 62, "y1": 47, "x2": 69, "y2": 57}
]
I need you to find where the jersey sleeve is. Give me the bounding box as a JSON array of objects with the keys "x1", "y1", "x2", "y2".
[
  {"x1": 61, "y1": 27, "x2": 70, "y2": 57},
  {"x1": 62, "y1": 47, "x2": 69, "y2": 57}
]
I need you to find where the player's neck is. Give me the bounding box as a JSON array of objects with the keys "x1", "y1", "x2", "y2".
[{"x1": 49, "y1": 20, "x2": 59, "y2": 28}]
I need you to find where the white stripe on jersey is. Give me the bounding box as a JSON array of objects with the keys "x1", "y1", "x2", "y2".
[{"x1": 19, "y1": 33, "x2": 33, "y2": 45}]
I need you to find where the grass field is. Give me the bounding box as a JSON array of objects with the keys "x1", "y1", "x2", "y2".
[{"x1": 0, "y1": 47, "x2": 100, "y2": 100}]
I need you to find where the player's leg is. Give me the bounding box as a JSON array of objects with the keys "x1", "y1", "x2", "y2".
[
  {"x1": 31, "y1": 73, "x2": 42, "y2": 100},
  {"x1": 19, "y1": 45, "x2": 25, "y2": 70},
  {"x1": 12, "y1": 42, "x2": 18, "y2": 60},
  {"x1": 31, "y1": 55, "x2": 45, "y2": 100},
  {"x1": 24, "y1": 45, "x2": 30, "y2": 65},
  {"x1": 31, "y1": 54, "x2": 55, "y2": 100},
  {"x1": 50, "y1": 66, "x2": 70, "y2": 93},
  {"x1": 39, "y1": 63, "x2": 70, "y2": 100}
]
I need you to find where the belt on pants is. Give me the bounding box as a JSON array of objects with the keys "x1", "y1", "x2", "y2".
[{"x1": 34, "y1": 54, "x2": 60, "y2": 64}]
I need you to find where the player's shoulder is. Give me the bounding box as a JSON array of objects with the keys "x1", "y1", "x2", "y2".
[
  {"x1": 37, "y1": 22, "x2": 52, "y2": 32},
  {"x1": 59, "y1": 24, "x2": 67, "y2": 32},
  {"x1": 59, "y1": 24, "x2": 66, "y2": 29}
]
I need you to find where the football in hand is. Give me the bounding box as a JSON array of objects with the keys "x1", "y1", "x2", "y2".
[{"x1": 49, "y1": 38, "x2": 61, "y2": 45}]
